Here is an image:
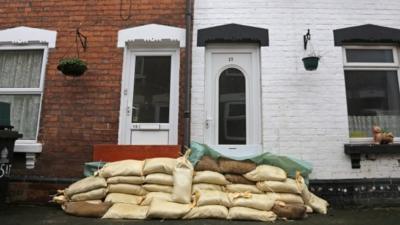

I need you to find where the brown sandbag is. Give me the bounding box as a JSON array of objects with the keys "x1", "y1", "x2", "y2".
[
  {"x1": 225, "y1": 174, "x2": 255, "y2": 185},
  {"x1": 218, "y1": 158, "x2": 256, "y2": 174},
  {"x1": 194, "y1": 156, "x2": 220, "y2": 172},
  {"x1": 272, "y1": 201, "x2": 307, "y2": 220},
  {"x1": 62, "y1": 201, "x2": 112, "y2": 218}
]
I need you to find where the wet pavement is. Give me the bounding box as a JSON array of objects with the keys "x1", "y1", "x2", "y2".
[{"x1": 0, "y1": 204, "x2": 399, "y2": 225}]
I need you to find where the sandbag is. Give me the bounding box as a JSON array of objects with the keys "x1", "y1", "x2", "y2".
[
  {"x1": 147, "y1": 199, "x2": 192, "y2": 219},
  {"x1": 192, "y1": 183, "x2": 223, "y2": 193},
  {"x1": 230, "y1": 193, "x2": 276, "y2": 211},
  {"x1": 272, "y1": 201, "x2": 306, "y2": 220},
  {"x1": 244, "y1": 165, "x2": 287, "y2": 182},
  {"x1": 98, "y1": 160, "x2": 143, "y2": 178},
  {"x1": 272, "y1": 193, "x2": 304, "y2": 204},
  {"x1": 65, "y1": 176, "x2": 107, "y2": 198},
  {"x1": 70, "y1": 188, "x2": 107, "y2": 201},
  {"x1": 102, "y1": 203, "x2": 148, "y2": 219},
  {"x1": 62, "y1": 201, "x2": 112, "y2": 218},
  {"x1": 228, "y1": 207, "x2": 277, "y2": 222},
  {"x1": 85, "y1": 200, "x2": 103, "y2": 204},
  {"x1": 194, "y1": 155, "x2": 220, "y2": 172},
  {"x1": 183, "y1": 205, "x2": 228, "y2": 219},
  {"x1": 193, "y1": 171, "x2": 228, "y2": 185},
  {"x1": 218, "y1": 158, "x2": 256, "y2": 174},
  {"x1": 140, "y1": 192, "x2": 172, "y2": 206},
  {"x1": 105, "y1": 193, "x2": 143, "y2": 205},
  {"x1": 107, "y1": 176, "x2": 145, "y2": 185},
  {"x1": 195, "y1": 190, "x2": 231, "y2": 207},
  {"x1": 297, "y1": 175, "x2": 328, "y2": 214},
  {"x1": 225, "y1": 174, "x2": 255, "y2": 185},
  {"x1": 172, "y1": 150, "x2": 193, "y2": 204},
  {"x1": 225, "y1": 184, "x2": 263, "y2": 194},
  {"x1": 143, "y1": 158, "x2": 176, "y2": 175},
  {"x1": 143, "y1": 184, "x2": 173, "y2": 193},
  {"x1": 256, "y1": 178, "x2": 301, "y2": 194},
  {"x1": 108, "y1": 184, "x2": 147, "y2": 196},
  {"x1": 145, "y1": 173, "x2": 173, "y2": 186}
]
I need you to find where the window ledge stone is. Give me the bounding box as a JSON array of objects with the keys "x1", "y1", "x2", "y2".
[{"x1": 344, "y1": 143, "x2": 400, "y2": 169}]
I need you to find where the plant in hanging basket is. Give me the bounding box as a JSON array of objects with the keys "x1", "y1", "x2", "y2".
[
  {"x1": 302, "y1": 55, "x2": 320, "y2": 71},
  {"x1": 57, "y1": 58, "x2": 87, "y2": 77}
]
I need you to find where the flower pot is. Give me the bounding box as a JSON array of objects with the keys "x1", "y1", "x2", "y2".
[
  {"x1": 57, "y1": 58, "x2": 87, "y2": 77},
  {"x1": 302, "y1": 56, "x2": 319, "y2": 71}
]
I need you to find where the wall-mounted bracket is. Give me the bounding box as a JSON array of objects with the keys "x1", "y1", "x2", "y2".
[{"x1": 303, "y1": 29, "x2": 311, "y2": 50}]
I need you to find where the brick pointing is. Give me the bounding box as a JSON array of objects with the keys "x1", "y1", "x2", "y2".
[
  {"x1": 191, "y1": 0, "x2": 400, "y2": 179},
  {"x1": 0, "y1": 0, "x2": 186, "y2": 178}
]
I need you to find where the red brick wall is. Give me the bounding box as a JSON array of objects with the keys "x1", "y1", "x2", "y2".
[{"x1": 0, "y1": 0, "x2": 187, "y2": 178}]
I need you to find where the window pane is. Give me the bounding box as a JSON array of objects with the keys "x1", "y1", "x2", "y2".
[
  {"x1": 345, "y1": 70, "x2": 400, "y2": 137},
  {"x1": 219, "y1": 68, "x2": 246, "y2": 144},
  {"x1": 0, "y1": 95, "x2": 41, "y2": 140},
  {"x1": 132, "y1": 56, "x2": 171, "y2": 123},
  {"x1": 0, "y1": 50, "x2": 44, "y2": 88},
  {"x1": 346, "y1": 49, "x2": 394, "y2": 63}
]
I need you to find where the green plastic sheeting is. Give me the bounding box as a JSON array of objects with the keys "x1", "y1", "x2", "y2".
[
  {"x1": 83, "y1": 161, "x2": 105, "y2": 177},
  {"x1": 189, "y1": 141, "x2": 313, "y2": 180}
]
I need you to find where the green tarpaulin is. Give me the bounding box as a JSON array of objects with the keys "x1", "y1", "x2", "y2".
[{"x1": 188, "y1": 141, "x2": 313, "y2": 181}]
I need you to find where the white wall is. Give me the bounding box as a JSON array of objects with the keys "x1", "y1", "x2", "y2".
[{"x1": 191, "y1": 0, "x2": 400, "y2": 179}]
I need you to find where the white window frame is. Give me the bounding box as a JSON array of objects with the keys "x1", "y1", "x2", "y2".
[
  {"x1": 343, "y1": 45, "x2": 400, "y2": 143},
  {"x1": 0, "y1": 45, "x2": 49, "y2": 153}
]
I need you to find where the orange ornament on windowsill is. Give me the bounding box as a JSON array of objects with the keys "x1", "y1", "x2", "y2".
[{"x1": 372, "y1": 126, "x2": 394, "y2": 145}]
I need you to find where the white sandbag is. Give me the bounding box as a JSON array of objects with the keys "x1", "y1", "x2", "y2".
[
  {"x1": 225, "y1": 184, "x2": 263, "y2": 194},
  {"x1": 70, "y1": 188, "x2": 107, "y2": 201},
  {"x1": 192, "y1": 183, "x2": 223, "y2": 193},
  {"x1": 272, "y1": 193, "x2": 304, "y2": 204},
  {"x1": 140, "y1": 192, "x2": 172, "y2": 206},
  {"x1": 108, "y1": 184, "x2": 147, "y2": 196},
  {"x1": 256, "y1": 178, "x2": 301, "y2": 194},
  {"x1": 228, "y1": 207, "x2": 277, "y2": 222},
  {"x1": 297, "y1": 175, "x2": 328, "y2": 214},
  {"x1": 62, "y1": 201, "x2": 112, "y2": 218},
  {"x1": 172, "y1": 150, "x2": 193, "y2": 204},
  {"x1": 244, "y1": 165, "x2": 287, "y2": 182},
  {"x1": 102, "y1": 203, "x2": 148, "y2": 219},
  {"x1": 143, "y1": 184, "x2": 173, "y2": 193},
  {"x1": 230, "y1": 193, "x2": 276, "y2": 211},
  {"x1": 195, "y1": 190, "x2": 231, "y2": 207},
  {"x1": 98, "y1": 160, "x2": 143, "y2": 178},
  {"x1": 193, "y1": 171, "x2": 228, "y2": 185},
  {"x1": 107, "y1": 176, "x2": 145, "y2": 185},
  {"x1": 65, "y1": 176, "x2": 107, "y2": 198},
  {"x1": 305, "y1": 205, "x2": 313, "y2": 213},
  {"x1": 143, "y1": 158, "x2": 176, "y2": 175},
  {"x1": 183, "y1": 205, "x2": 228, "y2": 219},
  {"x1": 145, "y1": 173, "x2": 173, "y2": 186},
  {"x1": 147, "y1": 199, "x2": 192, "y2": 219},
  {"x1": 105, "y1": 193, "x2": 143, "y2": 205}
]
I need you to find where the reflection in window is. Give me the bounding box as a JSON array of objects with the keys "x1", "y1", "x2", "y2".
[
  {"x1": 345, "y1": 70, "x2": 400, "y2": 137},
  {"x1": 219, "y1": 68, "x2": 246, "y2": 144},
  {"x1": 132, "y1": 56, "x2": 171, "y2": 123}
]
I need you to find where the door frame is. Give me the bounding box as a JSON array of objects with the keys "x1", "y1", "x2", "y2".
[
  {"x1": 118, "y1": 47, "x2": 180, "y2": 144},
  {"x1": 204, "y1": 44, "x2": 262, "y2": 153}
]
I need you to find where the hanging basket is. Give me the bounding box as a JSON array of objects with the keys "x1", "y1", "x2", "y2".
[
  {"x1": 57, "y1": 58, "x2": 87, "y2": 77},
  {"x1": 302, "y1": 56, "x2": 319, "y2": 71}
]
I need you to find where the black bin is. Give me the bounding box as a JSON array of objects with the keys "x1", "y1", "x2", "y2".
[{"x1": 0, "y1": 102, "x2": 23, "y2": 203}]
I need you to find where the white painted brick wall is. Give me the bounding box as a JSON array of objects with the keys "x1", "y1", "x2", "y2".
[{"x1": 191, "y1": 0, "x2": 400, "y2": 179}]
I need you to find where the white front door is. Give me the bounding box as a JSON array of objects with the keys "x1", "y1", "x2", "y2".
[
  {"x1": 205, "y1": 44, "x2": 262, "y2": 157},
  {"x1": 119, "y1": 49, "x2": 179, "y2": 145}
]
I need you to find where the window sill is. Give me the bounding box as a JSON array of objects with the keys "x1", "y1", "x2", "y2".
[
  {"x1": 13, "y1": 142, "x2": 42, "y2": 169},
  {"x1": 344, "y1": 143, "x2": 400, "y2": 169}
]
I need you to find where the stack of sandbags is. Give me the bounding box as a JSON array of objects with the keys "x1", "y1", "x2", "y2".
[
  {"x1": 148, "y1": 151, "x2": 194, "y2": 219},
  {"x1": 98, "y1": 160, "x2": 146, "y2": 205},
  {"x1": 186, "y1": 189, "x2": 230, "y2": 219},
  {"x1": 64, "y1": 176, "x2": 108, "y2": 202},
  {"x1": 192, "y1": 156, "x2": 225, "y2": 193},
  {"x1": 98, "y1": 160, "x2": 150, "y2": 219},
  {"x1": 140, "y1": 157, "x2": 176, "y2": 207}
]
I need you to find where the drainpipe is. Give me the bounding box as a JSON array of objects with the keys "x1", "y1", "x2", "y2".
[{"x1": 183, "y1": 0, "x2": 193, "y2": 151}]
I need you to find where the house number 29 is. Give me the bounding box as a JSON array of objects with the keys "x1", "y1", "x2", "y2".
[{"x1": 228, "y1": 57, "x2": 234, "y2": 62}]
